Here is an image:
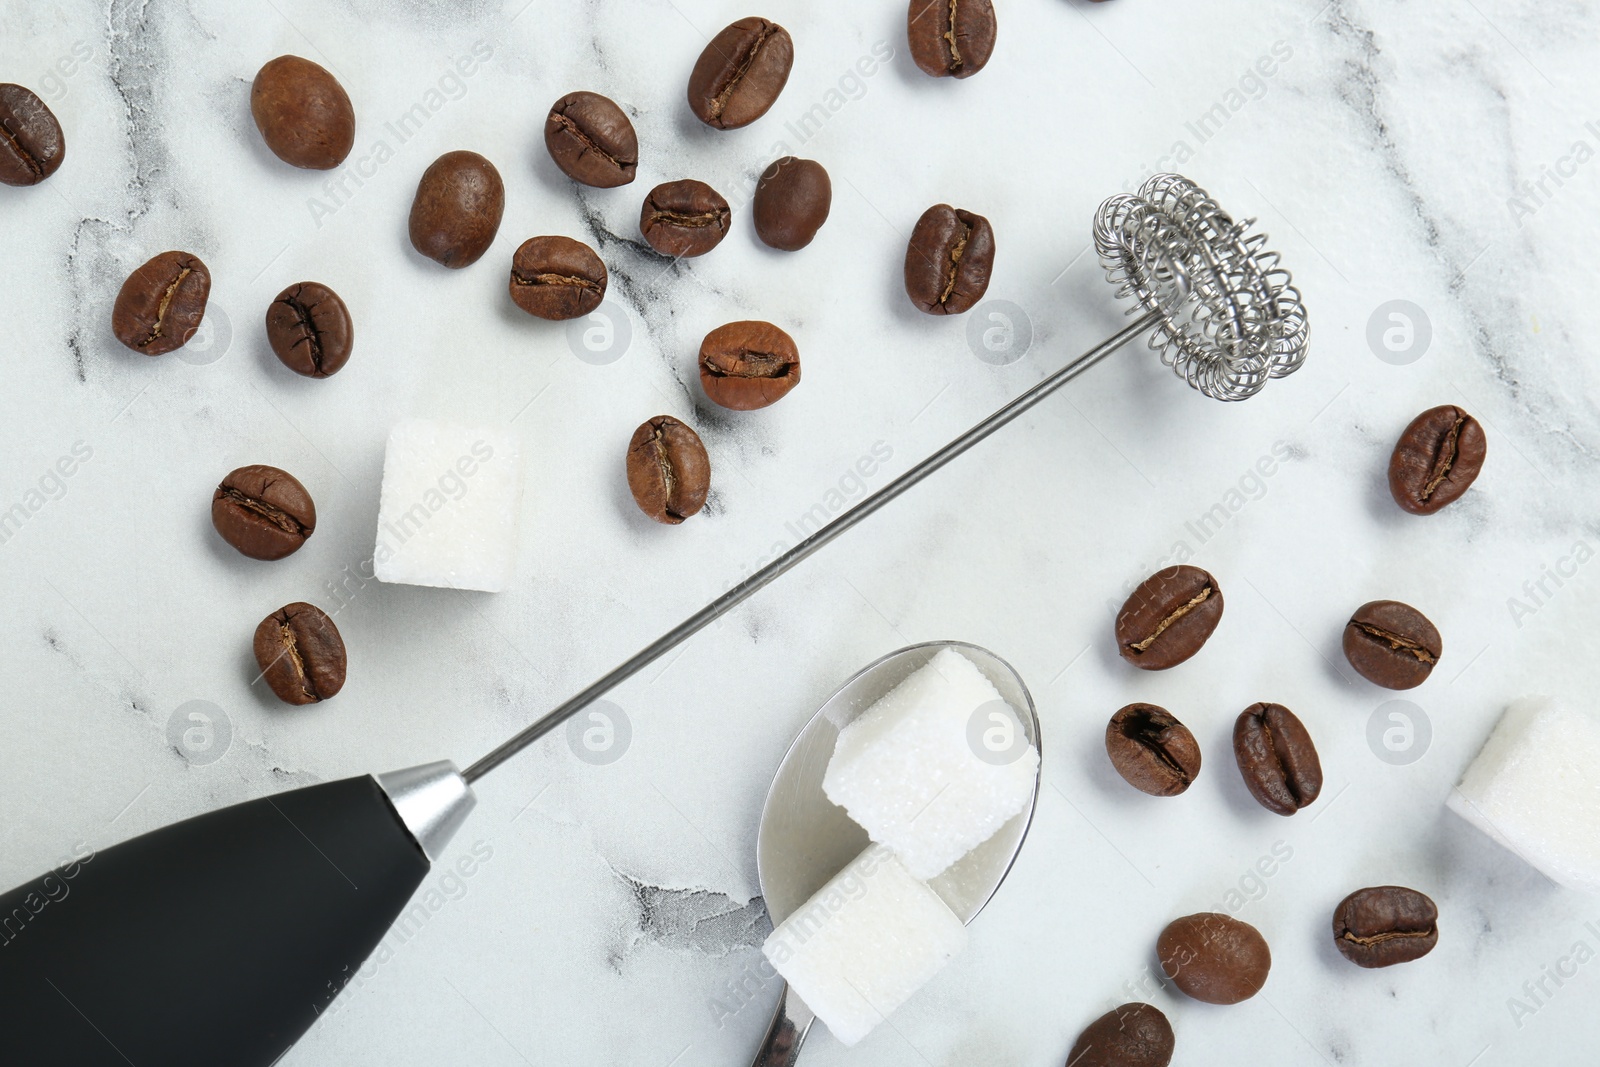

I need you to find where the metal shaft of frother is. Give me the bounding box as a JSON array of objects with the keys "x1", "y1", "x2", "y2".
[{"x1": 462, "y1": 310, "x2": 1160, "y2": 784}]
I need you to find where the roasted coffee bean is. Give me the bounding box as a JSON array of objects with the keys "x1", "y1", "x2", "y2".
[
  {"x1": 250, "y1": 55, "x2": 355, "y2": 170},
  {"x1": 1115, "y1": 565, "x2": 1223, "y2": 671},
  {"x1": 640, "y1": 179, "x2": 731, "y2": 258},
  {"x1": 0, "y1": 83, "x2": 66, "y2": 186},
  {"x1": 212, "y1": 464, "x2": 316, "y2": 561},
  {"x1": 1343, "y1": 600, "x2": 1441, "y2": 690},
  {"x1": 544, "y1": 91, "x2": 637, "y2": 188},
  {"x1": 753, "y1": 156, "x2": 831, "y2": 251},
  {"x1": 687, "y1": 17, "x2": 794, "y2": 130},
  {"x1": 254, "y1": 602, "x2": 346, "y2": 705},
  {"x1": 1067, "y1": 1003, "x2": 1174, "y2": 1067},
  {"x1": 907, "y1": 0, "x2": 998, "y2": 79},
  {"x1": 112, "y1": 251, "x2": 212, "y2": 356},
  {"x1": 1106, "y1": 704, "x2": 1201, "y2": 797},
  {"x1": 626, "y1": 416, "x2": 710, "y2": 524},
  {"x1": 1388, "y1": 405, "x2": 1486, "y2": 515},
  {"x1": 408, "y1": 150, "x2": 504, "y2": 269},
  {"x1": 508, "y1": 236, "x2": 607, "y2": 321},
  {"x1": 1233, "y1": 703, "x2": 1322, "y2": 816},
  {"x1": 904, "y1": 204, "x2": 994, "y2": 315},
  {"x1": 1158, "y1": 913, "x2": 1271, "y2": 1005},
  {"x1": 699, "y1": 321, "x2": 800, "y2": 410},
  {"x1": 265, "y1": 282, "x2": 353, "y2": 378},
  {"x1": 1332, "y1": 886, "x2": 1439, "y2": 968}
]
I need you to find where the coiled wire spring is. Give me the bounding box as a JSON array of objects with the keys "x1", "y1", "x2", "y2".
[{"x1": 1095, "y1": 173, "x2": 1309, "y2": 402}]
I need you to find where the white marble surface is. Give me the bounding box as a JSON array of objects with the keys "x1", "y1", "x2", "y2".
[{"x1": 4, "y1": 0, "x2": 1600, "y2": 1063}]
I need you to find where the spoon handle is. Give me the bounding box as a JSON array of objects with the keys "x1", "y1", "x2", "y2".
[{"x1": 751, "y1": 982, "x2": 816, "y2": 1066}]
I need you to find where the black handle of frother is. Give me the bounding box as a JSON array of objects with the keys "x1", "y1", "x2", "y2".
[{"x1": 0, "y1": 775, "x2": 430, "y2": 1066}]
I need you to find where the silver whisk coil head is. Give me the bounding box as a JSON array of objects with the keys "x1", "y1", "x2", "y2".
[{"x1": 1094, "y1": 174, "x2": 1309, "y2": 402}]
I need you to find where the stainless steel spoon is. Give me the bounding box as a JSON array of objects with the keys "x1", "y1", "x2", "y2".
[{"x1": 748, "y1": 641, "x2": 1042, "y2": 1065}]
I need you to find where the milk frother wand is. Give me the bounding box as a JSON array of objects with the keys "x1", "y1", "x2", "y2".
[{"x1": 0, "y1": 174, "x2": 1307, "y2": 1066}]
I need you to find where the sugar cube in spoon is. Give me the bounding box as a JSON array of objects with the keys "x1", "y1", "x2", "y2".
[
  {"x1": 823, "y1": 647, "x2": 1038, "y2": 880},
  {"x1": 762, "y1": 843, "x2": 967, "y2": 1046}
]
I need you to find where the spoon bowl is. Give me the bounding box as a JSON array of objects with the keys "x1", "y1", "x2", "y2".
[{"x1": 749, "y1": 641, "x2": 1041, "y2": 1065}]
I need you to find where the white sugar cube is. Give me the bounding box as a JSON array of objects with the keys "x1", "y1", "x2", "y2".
[
  {"x1": 1448, "y1": 698, "x2": 1600, "y2": 893},
  {"x1": 823, "y1": 647, "x2": 1038, "y2": 880},
  {"x1": 373, "y1": 420, "x2": 523, "y2": 593},
  {"x1": 763, "y1": 843, "x2": 967, "y2": 1047}
]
